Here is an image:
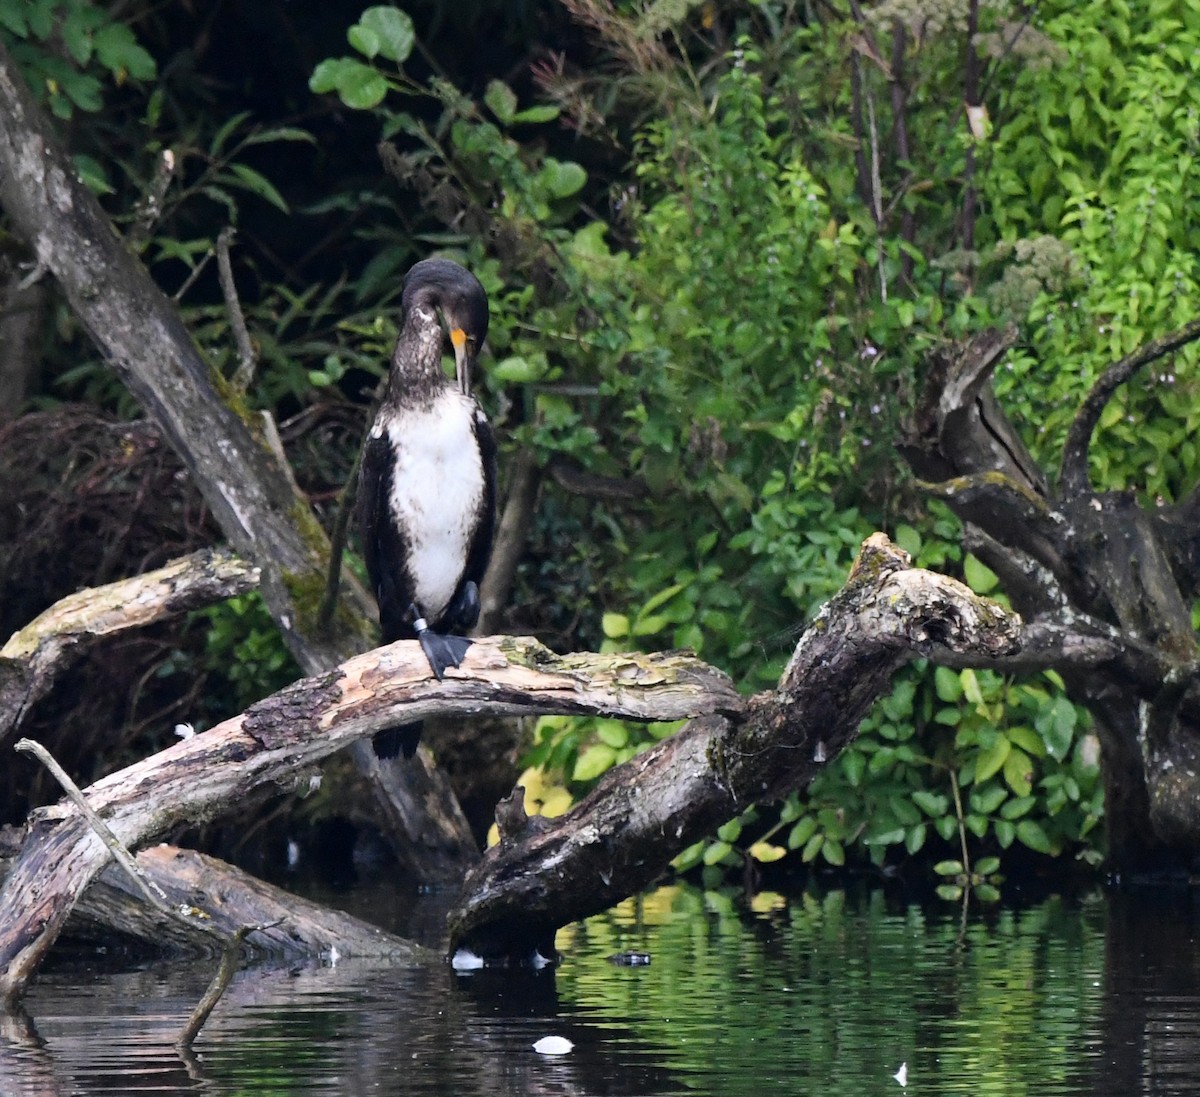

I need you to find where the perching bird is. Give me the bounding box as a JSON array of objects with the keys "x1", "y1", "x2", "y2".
[{"x1": 359, "y1": 258, "x2": 497, "y2": 758}]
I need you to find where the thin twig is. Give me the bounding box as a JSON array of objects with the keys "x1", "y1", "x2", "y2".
[
  {"x1": 216, "y1": 227, "x2": 257, "y2": 393},
  {"x1": 15, "y1": 738, "x2": 169, "y2": 908},
  {"x1": 317, "y1": 415, "x2": 372, "y2": 636},
  {"x1": 173, "y1": 249, "x2": 214, "y2": 302},
  {"x1": 1059, "y1": 317, "x2": 1200, "y2": 494}
]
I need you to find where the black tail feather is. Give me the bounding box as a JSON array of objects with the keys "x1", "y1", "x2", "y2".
[{"x1": 373, "y1": 722, "x2": 423, "y2": 760}]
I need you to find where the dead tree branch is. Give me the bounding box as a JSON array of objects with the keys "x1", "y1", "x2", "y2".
[
  {"x1": 0, "y1": 549, "x2": 259, "y2": 746},
  {"x1": 0, "y1": 534, "x2": 1020, "y2": 999},
  {"x1": 446, "y1": 534, "x2": 1021, "y2": 960},
  {"x1": 1060, "y1": 317, "x2": 1200, "y2": 495}
]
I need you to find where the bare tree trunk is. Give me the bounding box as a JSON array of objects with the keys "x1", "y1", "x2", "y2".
[
  {"x1": 0, "y1": 39, "x2": 475, "y2": 878},
  {"x1": 902, "y1": 324, "x2": 1200, "y2": 871}
]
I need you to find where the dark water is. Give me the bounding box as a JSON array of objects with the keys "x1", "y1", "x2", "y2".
[{"x1": 3, "y1": 882, "x2": 1200, "y2": 1095}]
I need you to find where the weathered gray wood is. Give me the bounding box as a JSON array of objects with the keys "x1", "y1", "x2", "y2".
[
  {"x1": 0, "y1": 549, "x2": 259, "y2": 746},
  {"x1": 903, "y1": 325, "x2": 1200, "y2": 868},
  {"x1": 445, "y1": 535, "x2": 1022, "y2": 960},
  {"x1": 70, "y1": 845, "x2": 423, "y2": 960},
  {"x1": 0, "y1": 633, "x2": 740, "y2": 1004},
  {"x1": 0, "y1": 40, "x2": 476, "y2": 876}
]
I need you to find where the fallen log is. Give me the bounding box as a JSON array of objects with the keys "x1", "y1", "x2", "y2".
[
  {"x1": 0, "y1": 534, "x2": 1020, "y2": 1001},
  {"x1": 0, "y1": 629, "x2": 739, "y2": 1005}
]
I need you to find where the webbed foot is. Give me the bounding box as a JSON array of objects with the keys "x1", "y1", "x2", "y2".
[{"x1": 417, "y1": 627, "x2": 473, "y2": 680}]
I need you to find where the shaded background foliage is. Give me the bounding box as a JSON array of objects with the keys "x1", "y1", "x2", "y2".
[{"x1": 2, "y1": 0, "x2": 1198, "y2": 893}]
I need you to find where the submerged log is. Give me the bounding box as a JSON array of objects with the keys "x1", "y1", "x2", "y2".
[
  {"x1": 70, "y1": 845, "x2": 420, "y2": 960},
  {"x1": 446, "y1": 534, "x2": 1021, "y2": 960}
]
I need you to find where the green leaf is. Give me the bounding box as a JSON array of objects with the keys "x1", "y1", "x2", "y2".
[
  {"x1": 995, "y1": 819, "x2": 1015, "y2": 848},
  {"x1": 512, "y1": 104, "x2": 561, "y2": 124},
  {"x1": 538, "y1": 158, "x2": 587, "y2": 198},
  {"x1": 358, "y1": 7, "x2": 415, "y2": 63},
  {"x1": 800, "y1": 833, "x2": 824, "y2": 862},
  {"x1": 905, "y1": 824, "x2": 927, "y2": 854},
  {"x1": 1015, "y1": 819, "x2": 1053, "y2": 854},
  {"x1": 963, "y1": 553, "x2": 999, "y2": 594},
  {"x1": 822, "y1": 838, "x2": 845, "y2": 866},
  {"x1": 1003, "y1": 746, "x2": 1033, "y2": 797},
  {"x1": 702, "y1": 840, "x2": 733, "y2": 866},
  {"x1": 934, "y1": 665, "x2": 962, "y2": 702},
  {"x1": 912, "y1": 790, "x2": 949, "y2": 817},
  {"x1": 1041, "y1": 695, "x2": 1078, "y2": 761},
  {"x1": 717, "y1": 818, "x2": 742, "y2": 843},
  {"x1": 493, "y1": 355, "x2": 547, "y2": 383},
  {"x1": 892, "y1": 524, "x2": 922, "y2": 558},
  {"x1": 309, "y1": 57, "x2": 388, "y2": 109},
  {"x1": 485, "y1": 79, "x2": 518, "y2": 123},
  {"x1": 573, "y1": 743, "x2": 616, "y2": 782},
  {"x1": 601, "y1": 612, "x2": 629, "y2": 639},
  {"x1": 348, "y1": 24, "x2": 381, "y2": 58},
  {"x1": 788, "y1": 816, "x2": 818, "y2": 850},
  {"x1": 224, "y1": 163, "x2": 290, "y2": 213},
  {"x1": 974, "y1": 882, "x2": 1002, "y2": 903},
  {"x1": 936, "y1": 884, "x2": 964, "y2": 901},
  {"x1": 595, "y1": 721, "x2": 628, "y2": 749},
  {"x1": 974, "y1": 735, "x2": 1011, "y2": 783},
  {"x1": 73, "y1": 154, "x2": 113, "y2": 195},
  {"x1": 933, "y1": 859, "x2": 964, "y2": 877},
  {"x1": 92, "y1": 23, "x2": 156, "y2": 81},
  {"x1": 975, "y1": 856, "x2": 1001, "y2": 875},
  {"x1": 960, "y1": 667, "x2": 983, "y2": 706}
]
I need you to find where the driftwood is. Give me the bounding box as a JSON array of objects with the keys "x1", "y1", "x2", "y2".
[
  {"x1": 69, "y1": 844, "x2": 421, "y2": 961},
  {"x1": 0, "y1": 534, "x2": 1020, "y2": 1001},
  {"x1": 901, "y1": 324, "x2": 1200, "y2": 868},
  {"x1": 0, "y1": 549, "x2": 259, "y2": 747}
]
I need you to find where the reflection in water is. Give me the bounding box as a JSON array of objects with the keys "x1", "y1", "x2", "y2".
[{"x1": 2, "y1": 884, "x2": 1199, "y2": 1095}]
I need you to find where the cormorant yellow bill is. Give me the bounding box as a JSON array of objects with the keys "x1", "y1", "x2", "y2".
[{"x1": 450, "y1": 326, "x2": 472, "y2": 394}]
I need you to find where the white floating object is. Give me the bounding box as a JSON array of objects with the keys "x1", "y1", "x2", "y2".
[
  {"x1": 174, "y1": 723, "x2": 196, "y2": 740},
  {"x1": 893, "y1": 1062, "x2": 908, "y2": 1087},
  {"x1": 451, "y1": 948, "x2": 484, "y2": 972},
  {"x1": 533, "y1": 1036, "x2": 574, "y2": 1056}
]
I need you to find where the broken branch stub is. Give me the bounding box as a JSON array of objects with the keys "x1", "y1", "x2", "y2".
[{"x1": 446, "y1": 534, "x2": 1022, "y2": 962}]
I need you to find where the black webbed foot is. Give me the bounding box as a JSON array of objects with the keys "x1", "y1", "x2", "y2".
[
  {"x1": 416, "y1": 627, "x2": 473, "y2": 680},
  {"x1": 443, "y1": 580, "x2": 481, "y2": 632}
]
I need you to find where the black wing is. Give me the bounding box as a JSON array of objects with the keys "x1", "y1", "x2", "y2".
[{"x1": 358, "y1": 429, "x2": 414, "y2": 644}]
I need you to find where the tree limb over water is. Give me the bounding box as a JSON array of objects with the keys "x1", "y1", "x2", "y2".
[{"x1": 0, "y1": 534, "x2": 1020, "y2": 999}]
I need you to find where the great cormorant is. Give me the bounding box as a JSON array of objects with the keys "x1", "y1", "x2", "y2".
[{"x1": 359, "y1": 258, "x2": 497, "y2": 758}]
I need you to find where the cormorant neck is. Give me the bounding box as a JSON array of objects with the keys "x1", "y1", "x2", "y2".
[{"x1": 385, "y1": 302, "x2": 446, "y2": 406}]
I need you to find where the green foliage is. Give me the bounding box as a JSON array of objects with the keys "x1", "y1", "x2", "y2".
[
  {"x1": 1, "y1": 0, "x2": 155, "y2": 119},
  {"x1": 192, "y1": 594, "x2": 300, "y2": 718}
]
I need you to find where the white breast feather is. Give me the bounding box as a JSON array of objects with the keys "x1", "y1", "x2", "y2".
[{"x1": 384, "y1": 391, "x2": 484, "y2": 620}]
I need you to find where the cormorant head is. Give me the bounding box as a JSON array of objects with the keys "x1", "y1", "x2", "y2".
[{"x1": 401, "y1": 258, "x2": 489, "y2": 394}]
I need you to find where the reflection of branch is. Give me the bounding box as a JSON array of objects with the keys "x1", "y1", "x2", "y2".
[{"x1": 1060, "y1": 317, "x2": 1200, "y2": 494}]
